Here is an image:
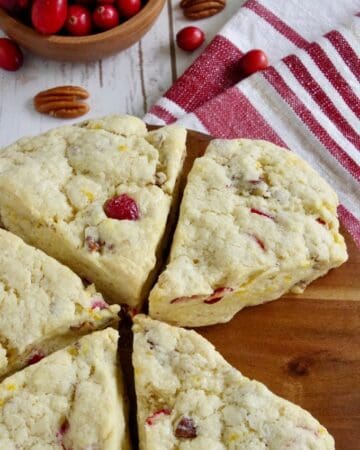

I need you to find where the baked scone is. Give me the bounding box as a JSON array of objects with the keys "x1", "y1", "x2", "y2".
[
  {"x1": 0, "y1": 115, "x2": 186, "y2": 308},
  {"x1": 0, "y1": 228, "x2": 119, "y2": 381},
  {"x1": 0, "y1": 328, "x2": 130, "y2": 450},
  {"x1": 133, "y1": 315, "x2": 335, "y2": 450},
  {"x1": 149, "y1": 139, "x2": 348, "y2": 326}
]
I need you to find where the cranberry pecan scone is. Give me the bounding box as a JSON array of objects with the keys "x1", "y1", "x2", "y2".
[
  {"x1": 0, "y1": 228, "x2": 119, "y2": 381},
  {"x1": 149, "y1": 139, "x2": 348, "y2": 326},
  {"x1": 0, "y1": 328, "x2": 130, "y2": 450},
  {"x1": 0, "y1": 115, "x2": 187, "y2": 308},
  {"x1": 133, "y1": 315, "x2": 335, "y2": 450}
]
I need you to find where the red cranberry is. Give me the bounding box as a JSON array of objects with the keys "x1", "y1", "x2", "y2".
[
  {"x1": 250, "y1": 208, "x2": 274, "y2": 220},
  {"x1": 239, "y1": 49, "x2": 269, "y2": 77},
  {"x1": 31, "y1": 0, "x2": 67, "y2": 34},
  {"x1": 116, "y1": 0, "x2": 141, "y2": 18},
  {"x1": 175, "y1": 417, "x2": 197, "y2": 438},
  {"x1": 146, "y1": 408, "x2": 171, "y2": 426},
  {"x1": 0, "y1": 0, "x2": 29, "y2": 15},
  {"x1": 65, "y1": 5, "x2": 92, "y2": 36},
  {"x1": 176, "y1": 26, "x2": 205, "y2": 52},
  {"x1": 27, "y1": 352, "x2": 45, "y2": 365},
  {"x1": 93, "y1": 4, "x2": 119, "y2": 30},
  {"x1": 104, "y1": 194, "x2": 139, "y2": 220},
  {"x1": 97, "y1": 0, "x2": 115, "y2": 4},
  {"x1": 0, "y1": 38, "x2": 23, "y2": 71},
  {"x1": 74, "y1": 0, "x2": 95, "y2": 6}
]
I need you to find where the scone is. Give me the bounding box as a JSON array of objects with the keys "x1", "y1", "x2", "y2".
[
  {"x1": 0, "y1": 328, "x2": 130, "y2": 450},
  {"x1": 0, "y1": 115, "x2": 186, "y2": 308},
  {"x1": 149, "y1": 139, "x2": 348, "y2": 326},
  {"x1": 133, "y1": 315, "x2": 334, "y2": 450},
  {"x1": 0, "y1": 228, "x2": 119, "y2": 381}
]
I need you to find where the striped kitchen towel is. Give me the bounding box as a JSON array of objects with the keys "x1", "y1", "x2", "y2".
[{"x1": 145, "y1": 0, "x2": 360, "y2": 247}]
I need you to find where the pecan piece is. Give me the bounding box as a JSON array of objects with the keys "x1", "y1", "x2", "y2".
[
  {"x1": 34, "y1": 85, "x2": 90, "y2": 119},
  {"x1": 70, "y1": 321, "x2": 95, "y2": 332},
  {"x1": 180, "y1": 0, "x2": 226, "y2": 20},
  {"x1": 85, "y1": 236, "x2": 103, "y2": 252}
]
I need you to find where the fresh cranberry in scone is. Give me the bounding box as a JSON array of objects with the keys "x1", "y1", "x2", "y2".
[{"x1": 104, "y1": 194, "x2": 139, "y2": 221}]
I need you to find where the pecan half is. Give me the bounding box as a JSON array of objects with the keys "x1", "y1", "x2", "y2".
[
  {"x1": 34, "y1": 85, "x2": 90, "y2": 119},
  {"x1": 180, "y1": 0, "x2": 226, "y2": 20}
]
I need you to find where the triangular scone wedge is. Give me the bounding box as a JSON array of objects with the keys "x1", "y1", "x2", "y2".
[
  {"x1": 0, "y1": 329, "x2": 130, "y2": 450},
  {"x1": 133, "y1": 315, "x2": 334, "y2": 450},
  {"x1": 0, "y1": 115, "x2": 187, "y2": 309},
  {"x1": 149, "y1": 139, "x2": 348, "y2": 326},
  {"x1": 0, "y1": 228, "x2": 119, "y2": 380}
]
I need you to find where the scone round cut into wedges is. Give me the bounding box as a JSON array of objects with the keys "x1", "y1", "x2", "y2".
[
  {"x1": 133, "y1": 315, "x2": 335, "y2": 450},
  {"x1": 0, "y1": 115, "x2": 187, "y2": 309},
  {"x1": 149, "y1": 139, "x2": 348, "y2": 327},
  {"x1": 0, "y1": 228, "x2": 119, "y2": 381},
  {"x1": 0, "y1": 328, "x2": 130, "y2": 450}
]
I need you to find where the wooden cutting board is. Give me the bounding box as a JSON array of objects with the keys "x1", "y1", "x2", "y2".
[
  {"x1": 181, "y1": 129, "x2": 360, "y2": 450},
  {"x1": 123, "y1": 128, "x2": 360, "y2": 450}
]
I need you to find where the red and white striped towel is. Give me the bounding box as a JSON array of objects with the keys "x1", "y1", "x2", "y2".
[{"x1": 145, "y1": 0, "x2": 360, "y2": 247}]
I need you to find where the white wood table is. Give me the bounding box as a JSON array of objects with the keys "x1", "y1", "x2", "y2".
[{"x1": 0, "y1": 0, "x2": 241, "y2": 147}]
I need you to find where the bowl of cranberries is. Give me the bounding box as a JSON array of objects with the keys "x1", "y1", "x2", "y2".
[{"x1": 0, "y1": 0, "x2": 165, "y2": 61}]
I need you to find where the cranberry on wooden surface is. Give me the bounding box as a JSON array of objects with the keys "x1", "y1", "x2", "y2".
[
  {"x1": 65, "y1": 5, "x2": 92, "y2": 36},
  {"x1": 104, "y1": 194, "x2": 139, "y2": 220},
  {"x1": 176, "y1": 26, "x2": 205, "y2": 52},
  {"x1": 239, "y1": 49, "x2": 269, "y2": 77},
  {"x1": 0, "y1": 38, "x2": 23, "y2": 71},
  {"x1": 93, "y1": 4, "x2": 119, "y2": 30},
  {"x1": 116, "y1": 0, "x2": 141, "y2": 18},
  {"x1": 31, "y1": 0, "x2": 68, "y2": 34}
]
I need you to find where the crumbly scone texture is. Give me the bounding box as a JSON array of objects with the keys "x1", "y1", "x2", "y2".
[
  {"x1": 133, "y1": 315, "x2": 335, "y2": 450},
  {"x1": 0, "y1": 328, "x2": 130, "y2": 450},
  {"x1": 149, "y1": 139, "x2": 348, "y2": 326},
  {"x1": 0, "y1": 115, "x2": 187, "y2": 308},
  {"x1": 0, "y1": 228, "x2": 119, "y2": 381}
]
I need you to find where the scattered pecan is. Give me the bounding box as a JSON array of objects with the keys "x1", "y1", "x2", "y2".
[
  {"x1": 316, "y1": 218, "x2": 327, "y2": 226},
  {"x1": 180, "y1": 0, "x2": 226, "y2": 20},
  {"x1": 175, "y1": 417, "x2": 197, "y2": 438},
  {"x1": 85, "y1": 236, "x2": 103, "y2": 252},
  {"x1": 70, "y1": 321, "x2": 95, "y2": 332},
  {"x1": 33, "y1": 85, "x2": 90, "y2": 119}
]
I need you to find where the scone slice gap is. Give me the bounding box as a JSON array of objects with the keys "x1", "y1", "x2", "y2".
[
  {"x1": 149, "y1": 138, "x2": 348, "y2": 327},
  {"x1": 0, "y1": 328, "x2": 130, "y2": 450},
  {"x1": 0, "y1": 228, "x2": 119, "y2": 381},
  {"x1": 132, "y1": 315, "x2": 335, "y2": 450},
  {"x1": 0, "y1": 115, "x2": 187, "y2": 310}
]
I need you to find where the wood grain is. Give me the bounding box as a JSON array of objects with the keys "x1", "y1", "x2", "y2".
[{"x1": 199, "y1": 297, "x2": 360, "y2": 450}]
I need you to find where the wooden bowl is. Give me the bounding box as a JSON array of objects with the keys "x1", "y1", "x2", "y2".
[{"x1": 0, "y1": 0, "x2": 165, "y2": 62}]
